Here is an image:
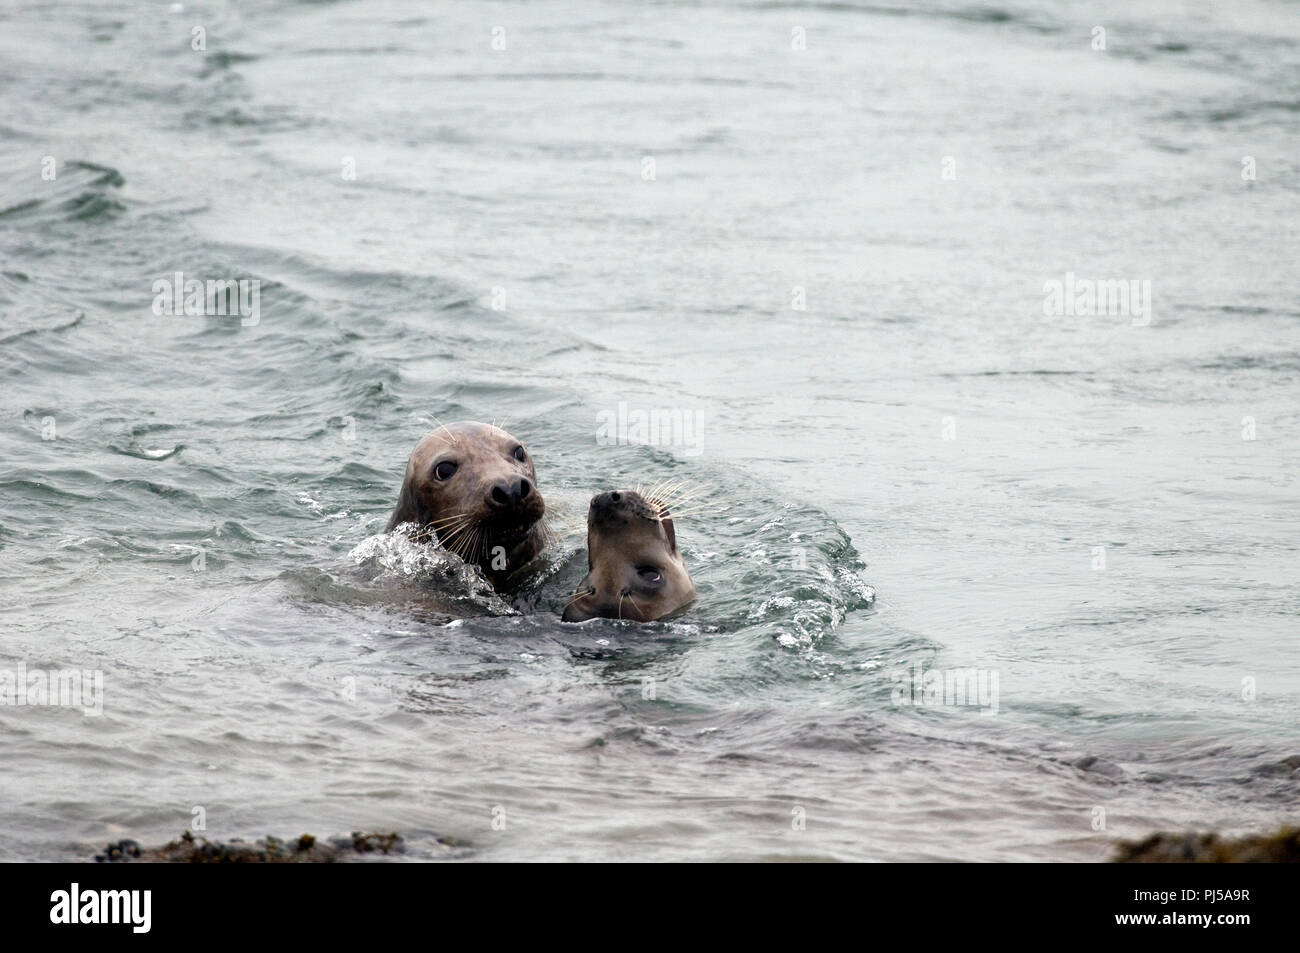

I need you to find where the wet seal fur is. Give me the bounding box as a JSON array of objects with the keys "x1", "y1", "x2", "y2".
[
  {"x1": 562, "y1": 488, "x2": 694, "y2": 622},
  {"x1": 386, "y1": 421, "x2": 546, "y2": 590}
]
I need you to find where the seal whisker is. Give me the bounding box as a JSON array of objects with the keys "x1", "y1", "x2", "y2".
[
  {"x1": 454, "y1": 530, "x2": 478, "y2": 565},
  {"x1": 651, "y1": 476, "x2": 690, "y2": 495},
  {"x1": 646, "y1": 479, "x2": 707, "y2": 504},
  {"x1": 650, "y1": 496, "x2": 713, "y2": 514},
  {"x1": 644, "y1": 479, "x2": 702, "y2": 510},
  {"x1": 651, "y1": 496, "x2": 710, "y2": 516},
  {"x1": 438, "y1": 519, "x2": 478, "y2": 555},
  {"x1": 426, "y1": 510, "x2": 473, "y2": 526},
  {"x1": 562, "y1": 585, "x2": 598, "y2": 613},
  {"x1": 434, "y1": 514, "x2": 473, "y2": 539},
  {"x1": 450, "y1": 533, "x2": 472, "y2": 563},
  {"x1": 448, "y1": 528, "x2": 468, "y2": 562},
  {"x1": 426, "y1": 512, "x2": 473, "y2": 535},
  {"x1": 420, "y1": 412, "x2": 459, "y2": 446},
  {"x1": 434, "y1": 523, "x2": 473, "y2": 547},
  {"x1": 426, "y1": 517, "x2": 475, "y2": 543},
  {"x1": 642, "y1": 477, "x2": 680, "y2": 503},
  {"x1": 646, "y1": 486, "x2": 711, "y2": 514},
  {"x1": 651, "y1": 504, "x2": 714, "y2": 521},
  {"x1": 624, "y1": 592, "x2": 646, "y2": 619},
  {"x1": 428, "y1": 516, "x2": 473, "y2": 535}
]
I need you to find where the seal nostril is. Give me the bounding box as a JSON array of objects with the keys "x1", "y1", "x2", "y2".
[
  {"x1": 517, "y1": 478, "x2": 532, "y2": 500},
  {"x1": 610, "y1": 492, "x2": 622, "y2": 503},
  {"x1": 489, "y1": 484, "x2": 511, "y2": 507}
]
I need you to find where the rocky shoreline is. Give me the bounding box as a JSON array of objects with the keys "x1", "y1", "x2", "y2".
[
  {"x1": 95, "y1": 830, "x2": 406, "y2": 863},
  {"x1": 1113, "y1": 827, "x2": 1300, "y2": 863},
  {"x1": 90, "y1": 825, "x2": 1300, "y2": 862}
]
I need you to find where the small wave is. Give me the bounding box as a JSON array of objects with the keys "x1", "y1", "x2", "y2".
[
  {"x1": 181, "y1": 103, "x2": 320, "y2": 133},
  {"x1": 0, "y1": 160, "x2": 125, "y2": 223},
  {"x1": 745, "y1": 1, "x2": 1055, "y2": 33},
  {"x1": 696, "y1": 499, "x2": 876, "y2": 649},
  {"x1": 347, "y1": 527, "x2": 516, "y2": 616},
  {"x1": 108, "y1": 442, "x2": 185, "y2": 461},
  {"x1": 0, "y1": 312, "x2": 84, "y2": 346},
  {"x1": 197, "y1": 50, "x2": 261, "y2": 78},
  {"x1": 1163, "y1": 99, "x2": 1300, "y2": 127}
]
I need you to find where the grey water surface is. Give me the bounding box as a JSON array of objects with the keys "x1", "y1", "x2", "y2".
[{"x1": 1, "y1": 0, "x2": 1298, "y2": 861}]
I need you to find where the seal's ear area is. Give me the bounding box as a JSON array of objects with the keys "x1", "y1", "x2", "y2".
[
  {"x1": 386, "y1": 477, "x2": 433, "y2": 536},
  {"x1": 660, "y1": 512, "x2": 678, "y2": 554}
]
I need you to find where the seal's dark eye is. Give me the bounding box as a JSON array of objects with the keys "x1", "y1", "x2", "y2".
[
  {"x1": 512, "y1": 445, "x2": 527, "y2": 463},
  {"x1": 434, "y1": 461, "x2": 458, "y2": 481},
  {"x1": 637, "y1": 566, "x2": 662, "y2": 583}
]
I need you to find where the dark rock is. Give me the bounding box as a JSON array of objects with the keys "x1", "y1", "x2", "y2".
[
  {"x1": 1252, "y1": 755, "x2": 1300, "y2": 777},
  {"x1": 94, "y1": 830, "x2": 405, "y2": 863},
  {"x1": 1074, "y1": 756, "x2": 1124, "y2": 779},
  {"x1": 1114, "y1": 827, "x2": 1300, "y2": 862}
]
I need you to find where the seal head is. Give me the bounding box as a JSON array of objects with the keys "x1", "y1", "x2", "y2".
[
  {"x1": 386, "y1": 421, "x2": 545, "y2": 589},
  {"x1": 562, "y1": 489, "x2": 694, "y2": 622}
]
